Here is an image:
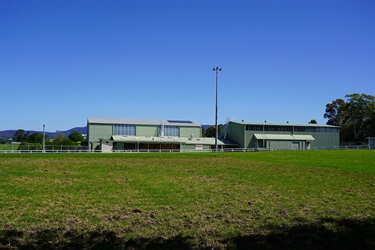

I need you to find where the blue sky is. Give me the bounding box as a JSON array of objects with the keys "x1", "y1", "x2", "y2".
[{"x1": 1, "y1": 0, "x2": 374, "y2": 132}]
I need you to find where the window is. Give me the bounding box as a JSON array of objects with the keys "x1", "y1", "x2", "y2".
[
  {"x1": 293, "y1": 126, "x2": 339, "y2": 133},
  {"x1": 246, "y1": 125, "x2": 292, "y2": 132},
  {"x1": 294, "y1": 126, "x2": 306, "y2": 132},
  {"x1": 114, "y1": 124, "x2": 136, "y2": 136},
  {"x1": 246, "y1": 125, "x2": 263, "y2": 131},
  {"x1": 246, "y1": 124, "x2": 338, "y2": 133},
  {"x1": 265, "y1": 126, "x2": 292, "y2": 132},
  {"x1": 164, "y1": 126, "x2": 179, "y2": 137},
  {"x1": 315, "y1": 127, "x2": 339, "y2": 133}
]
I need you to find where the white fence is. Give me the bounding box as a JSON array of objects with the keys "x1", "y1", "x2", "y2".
[
  {"x1": 0, "y1": 145, "x2": 373, "y2": 154},
  {"x1": 0, "y1": 144, "x2": 89, "y2": 154}
]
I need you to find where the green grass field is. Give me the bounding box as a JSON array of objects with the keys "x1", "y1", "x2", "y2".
[{"x1": 0, "y1": 150, "x2": 374, "y2": 249}]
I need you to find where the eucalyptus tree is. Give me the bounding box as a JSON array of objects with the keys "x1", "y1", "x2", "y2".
[{"x1": 324, "y1": 93, "x2": 375, "y2": 143}]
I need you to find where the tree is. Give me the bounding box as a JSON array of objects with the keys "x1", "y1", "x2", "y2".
[
  {"x1": 53, "y1": 133, "x2": 66, "y2": 144},
  {"x1": 204, "y1": 125, "x2": 223, "y2": 137},
  {"x1": 68, "y1": 130, "x2": 84, "y2": 144},
  {"x1": 28, "y1": 132, "x2": 43, "y2": 144},
  {"x1": 52, "y1": 132, "x2": 73, "y2": 145},
  {"x1": 28, "y1": 132, "x2": 50, "y2": 144},
  {"x1": 309, "y1": 119, "x2": 317, "y2": 124},
  {"x1": 324, "y1": 93, "x2": 375, "y2": 144},
  {"x1": 324, "y1": 98, "x2": 347, "y2": 126},
  {"x1": 0, "y1": 137, "x2": 7, "y2": 144},
  {"x1": 53, "y1": 132, "x2": 67, "y2": 145},
  {"x1": 366, "y1": 100, "x2": 375, "y2": 136},
  {"x1": 204, "y1": 126, "x2": 216, "y2": 137},
  {"x1": 13, "y1": 129, "x2": 28, "y2": 143},
  {"x1": 345, "y1": 93, "x2": 375, "y2": 141}
]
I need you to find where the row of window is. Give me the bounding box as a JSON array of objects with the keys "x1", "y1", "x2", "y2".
[
  {"x1": 246, "y1": 125, "x2": 339, "y2": 133},
  {"x1": 114, "y1": 124, "x2": 136, "y2": 136},
  {"x1": 113, "y1": 124, "x2": 180, "y2": 137},
  {"x1": 162, "y1": 126, "x2": 180, "y2": 137}
]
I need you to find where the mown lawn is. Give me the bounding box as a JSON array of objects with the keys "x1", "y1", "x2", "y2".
[{"x1": 0, "y1": 151, "x2": 374, "y2": 249}]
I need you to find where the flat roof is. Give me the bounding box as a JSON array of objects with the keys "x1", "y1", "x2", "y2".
[
  {"x1": 88, "y1": 118, "x2": 201, "y2": 127},
  {"x1": 229, "y1": 121, "x2": 339, "y2": 128}
]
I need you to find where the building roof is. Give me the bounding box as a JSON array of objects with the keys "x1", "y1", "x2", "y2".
[
  {"x1": 229, "y1": 121, "x2": 339, "y2": 128},
  {"x1": 254, "y1": 134, "x2": 315, "y2": 141},
  {"x1": 88, "y1": 118, "x2": 201, "y2": 127},
  {"x1": 110, "y1": 135, "x2": 224, "y2": 145}
]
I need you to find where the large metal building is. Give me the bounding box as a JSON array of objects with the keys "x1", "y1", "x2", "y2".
[
  {"x1": 221, "y1": 121, "x2": 340, "y2": 150},
  {"x1": 87, "y1": 118, "x2": 223, "y2": 152}
]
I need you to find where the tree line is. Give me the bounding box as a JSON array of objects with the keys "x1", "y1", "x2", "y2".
[
  {"x1": 7, "y1": 130, "x2": 87, "y2": 146},
  {"x1": 324, "y1": 93, "x2": 375, "y2": 144}
]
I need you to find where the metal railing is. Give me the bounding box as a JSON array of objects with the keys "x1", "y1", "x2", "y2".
[
  {"x1": 0, "y1": 145, "x2": 373, "y2": 154},
  {"x1": 0, "y1": 144, "x2": 88, "y2": 154}
]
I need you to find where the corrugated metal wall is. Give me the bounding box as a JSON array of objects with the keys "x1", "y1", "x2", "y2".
[
  {"x1": 88, "y1": 124, "x2": 112, "y2": 150},
  {"x1": 226, "y1": 122, "x2": 340, "y2": 150}
]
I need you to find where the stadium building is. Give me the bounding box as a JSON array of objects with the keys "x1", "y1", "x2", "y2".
[
  {"x1": 87, "y1": 118, "x2": 224, "y2": 152},
  {"x1": 221, "y1": 121, "x2": 340, "y2": 150}
]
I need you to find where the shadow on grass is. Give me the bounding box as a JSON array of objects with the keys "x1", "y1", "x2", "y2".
[
  {"x1": 0, "y1": 217, "x2": 374, "y2": 249},
  {"x1": 224, "y1": 217, "x2": 375, "y2": 250}
]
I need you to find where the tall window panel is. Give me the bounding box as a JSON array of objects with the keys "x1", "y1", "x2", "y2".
[
  {"x1": 114, "y1": 124, "x2": 136, "y2": 136},
  {"x1": 164, "y1": 126, "x2": 180, "y2": 137}
]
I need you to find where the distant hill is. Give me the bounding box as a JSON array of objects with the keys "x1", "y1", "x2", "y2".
[{"x1": 0, "y1": 126, "x2": 87, "y2": 139}]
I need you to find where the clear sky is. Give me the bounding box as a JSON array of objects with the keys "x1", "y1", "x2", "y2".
[{"x1": 1, "y1": 0, "x2": 374, "y2": 132}]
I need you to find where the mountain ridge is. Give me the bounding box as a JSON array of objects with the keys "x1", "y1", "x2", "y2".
[{"x1": 0, "y1": 127, "x2": 87, "y2": 139}]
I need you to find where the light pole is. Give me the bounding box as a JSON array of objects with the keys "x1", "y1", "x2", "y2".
[
  {"x1": 43, "y1": 124, "x2": 45, "y2": 153},
  {"x1": 213, "y1": 66, "x2": 222, "y2": 152}
]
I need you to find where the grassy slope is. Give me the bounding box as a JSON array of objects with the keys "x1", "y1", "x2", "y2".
[{"x1": 0, "y1": 151, "x2": 374, "y2": 249}]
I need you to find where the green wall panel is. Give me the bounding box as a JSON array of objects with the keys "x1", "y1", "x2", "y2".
[
  {"x1": 88, "y1": 124, "x2": 113, "y2": 142},
  {"x1": 180, "y1": 127, "x2": 202, "y2": 138},
  {"x1": 136, "y1": 125, "x2": 159, "y2": 137}
]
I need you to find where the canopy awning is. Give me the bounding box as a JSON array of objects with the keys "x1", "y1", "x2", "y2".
[
  {"x1": 253, "y1": 134, "x2": 315, "y2": 141},
  {"x1": 110, "y1": 135, "x2": 224, "y2": 145}
]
